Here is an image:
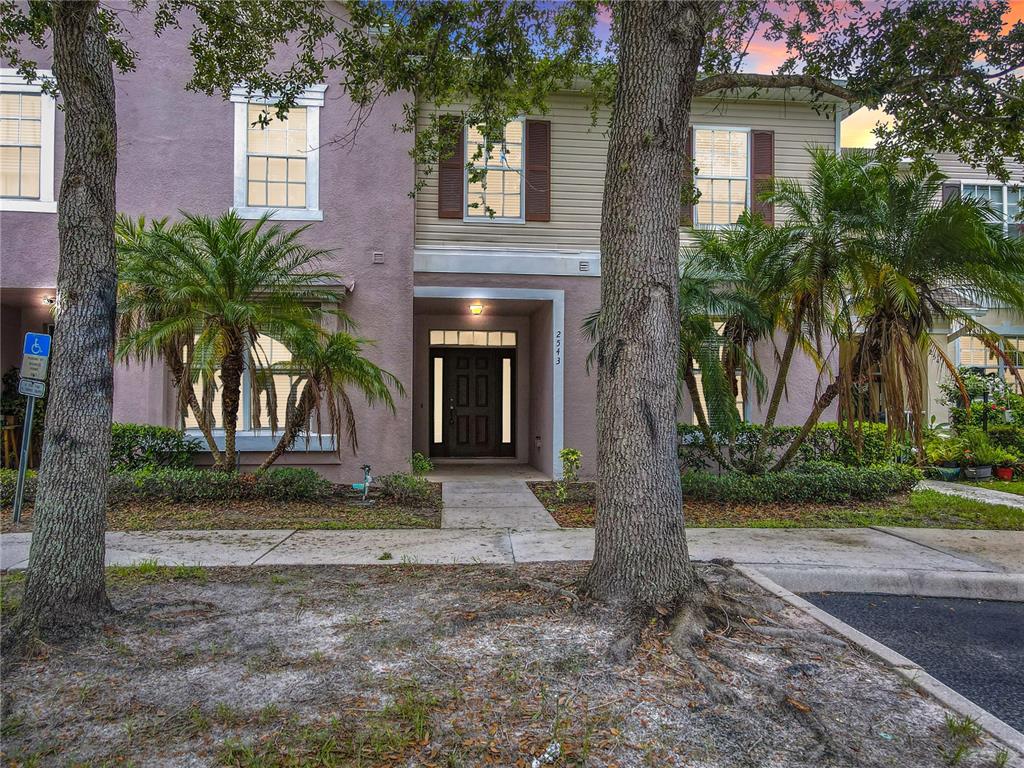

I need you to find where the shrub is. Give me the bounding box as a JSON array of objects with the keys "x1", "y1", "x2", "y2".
[
  {"x1": 109, "y1": 467, "x2": 242, "y2": 504},
  {"x1": 410, "y1": 452, "x2": 433, "y2": 476},
  {"x1": 0, "y1": 468, "x2": 36, "y2": 507},
  {"x1": 959, "y1": 429, "x2": 1018, "y2": 467},
  {"x1": 5, "y1": 466, "x2": 332, "y2": 507},
  {"x1": 677, "y1": 421, "x2": 905, "y2": 470},
  {"x1": 253, "y1": 468, "x2": 333, "y2": 500},
  {"x1": 680, "y1": 461, "x2": 921, "y2": 504},
  {"x1": 110, "y1": 423, "x2": 201, "y2": 472},
  {"x1": 988, "y1": 425, "x2": 1024, "y2": 455},
  {"x1": 378, "y1": 473, "x2": 435, "y2": 505}
]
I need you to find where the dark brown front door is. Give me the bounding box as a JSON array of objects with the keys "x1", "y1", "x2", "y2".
[{"x1": 432, "y1": 348, "x2": 514, "y2": 457}]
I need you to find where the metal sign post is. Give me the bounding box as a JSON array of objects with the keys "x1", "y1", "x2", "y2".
[{"x1": 13, "y1": 333, "x2": 51, "y2": 524}]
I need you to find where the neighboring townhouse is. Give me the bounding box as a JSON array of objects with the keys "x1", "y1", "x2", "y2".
[
  {"x1": 0, "y1": 16, "x2": 859, "y2": 479},
  {"x1": 0, "y1": 13, "x2": 415, "y2": 482},
  {"x1": 922, "y1": 154, "x2": 1024, "y2": 425}
]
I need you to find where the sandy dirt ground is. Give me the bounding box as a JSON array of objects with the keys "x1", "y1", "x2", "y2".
[{"x1": 0, "y1": 563, "x2": 1013, "y2": 767}]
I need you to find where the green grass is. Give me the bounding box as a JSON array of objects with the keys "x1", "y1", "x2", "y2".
[
  {"x1": 964, "y1": 479, "x2": 1024, "y2": 497},
  {"x1": 532, "y1": 482, "x2": 1024, "y2": 530},
  {"x1": 723, "y1": 490, "x2": 1024, "y2": 530}
]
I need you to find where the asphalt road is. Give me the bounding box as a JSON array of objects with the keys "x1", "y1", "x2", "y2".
[{"x1": 801, "y1": 593, "x2": 1024, "y2": 732}]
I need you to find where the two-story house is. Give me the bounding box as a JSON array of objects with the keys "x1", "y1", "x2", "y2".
[{"x1": 8, "y1": 18, "x2": 1015, "y2": 479}]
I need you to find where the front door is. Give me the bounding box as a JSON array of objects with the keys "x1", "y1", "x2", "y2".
[{"x1": 432, "y1": 348, "x2": 514, "y2": 457}]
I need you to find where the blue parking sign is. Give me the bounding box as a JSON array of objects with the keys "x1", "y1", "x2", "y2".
[{"x1": 24, "y1": 332, "x2": 51, "y2": 358}]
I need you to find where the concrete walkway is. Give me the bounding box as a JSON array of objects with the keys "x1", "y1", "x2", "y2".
[
  {"x1": 440, "y1": 476, "x2": 559, "y2": 529},
  {"x1": 3, "y1": 526, "x2": 1022, "y2": 599},
  {"x1": 920, "y1": 479, "x2": 1024, "y2": 509}
]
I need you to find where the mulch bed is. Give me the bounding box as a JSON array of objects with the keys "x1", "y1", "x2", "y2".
[
  {"x1": 0, "y1": 484, "x2": 442, "y2": 534},
  {"x1": 0, "y1": 563, "x2": 1006, "y2": 767},
  {"x1": 529, "y1": 481, "x2": 916, "y2": 529}
]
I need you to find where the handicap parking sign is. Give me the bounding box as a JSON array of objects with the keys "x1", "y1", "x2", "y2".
[{"x1": 23, "y1": 333, "x2": 51, "y2": 358}]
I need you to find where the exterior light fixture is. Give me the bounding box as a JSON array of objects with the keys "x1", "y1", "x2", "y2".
[
  {"x1": 42, "y1": 296, "x2": 56, "y2": 305},
  {"x1": 469, "y1": 302, "x2": 484, "y2": 315}
]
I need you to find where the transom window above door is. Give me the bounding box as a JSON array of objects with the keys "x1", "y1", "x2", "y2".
[
  {"x1": 429, "y1": 330, "x2": 517, "y2": 347},
  {"x1": 693, "y1": 128, "x2": 749, "y2": 227},
  {"x1": 465, "y1": 120, "x2": 524, "y2": 220}
]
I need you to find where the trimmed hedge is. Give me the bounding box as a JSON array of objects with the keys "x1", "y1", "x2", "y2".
[
  {"x1": 677, "y1": 421, "x2": 909, "y2": 470},
  {"x1": 111, "y1": 423, "x2": 201, "y2": 472},
  {"x1": 680, "y1": 461, "x2": 921, "y2": 504},
  {"x1": 1, "y1": 467, "x2": 333, "y2": 507}
]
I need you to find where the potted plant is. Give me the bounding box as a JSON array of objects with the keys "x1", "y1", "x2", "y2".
[
  {"x1": 925, "y1": 437, "x2": 963, "y2": 481},
  {"x1": 994, "y1": 451, "x2": 1018, "y2": 481}
]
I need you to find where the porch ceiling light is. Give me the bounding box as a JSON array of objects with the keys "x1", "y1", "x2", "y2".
[
  {"x1": 469, "y1": 302, "x2": 484, "y2": 315},
  {"x1": 42, "y1": 296, "x2": 56, "y2": 305}
]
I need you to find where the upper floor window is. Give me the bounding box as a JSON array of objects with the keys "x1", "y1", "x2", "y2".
[
  {"x1": 961, "y1": 182, "x2": 1021, "y2": 237},
  {"x1": 0, "y1": 69, "x2": 56, "y2": 213},
  {"x1": 693, "y1": 128, "x2": 749, "y2": 227},
  {"x1": 957, "y1": 334, "x2": 1023, "y2": 388},
  {"x1": 246, "y1": 104, "x2": 308, "y2": 209},
  {"x1": 465, "y1": 120, "x2": 524, "y2": 221},
  {"x1": 230, "y1": 84, "x2": 326, "y2": 221}
]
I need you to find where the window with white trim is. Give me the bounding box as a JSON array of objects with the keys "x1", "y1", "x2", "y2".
[
  {"x1": 183, "y1": 333, "x2": 305, "y2": 434},
  {"x1": 693, "y1": 128, "x2": 749, "y2": 227},
  {"x1": 231, "y1": 85, "x2": 325, "y2": 221},
  {"x1": 465, "y1": 120, "x2": 523, "y2": 220},
  {"x1": 961, "y1": 182, "x2": 1021, "y2": 237},
  {"x1": 0, "y1": 69, "x2": 56, "y2": 213}
]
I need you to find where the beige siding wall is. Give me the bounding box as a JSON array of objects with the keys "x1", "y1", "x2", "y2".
[
  {"x1": 415, "y1": 93, "x2": 840, "y2": 251},
  {"x1": 931, "y1": 153, "x2": 1024, "y2": 184}
]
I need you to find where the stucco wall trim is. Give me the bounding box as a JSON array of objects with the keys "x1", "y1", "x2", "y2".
[
  {"x1": 413, "y1": 285, "x2": 565, "y2": 476},
  {"x1": 414, "y1": 246, "x2": 600, "y2": 277}
]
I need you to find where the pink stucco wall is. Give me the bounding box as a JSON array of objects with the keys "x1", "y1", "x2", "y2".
[{"x1": 0, "y1": 7, "x2": 415, "y2": 480}]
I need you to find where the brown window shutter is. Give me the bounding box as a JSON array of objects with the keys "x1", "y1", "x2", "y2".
[
  {"x1": 750, "y1": 130, "x2": 775, "y2": 224},
  {"x1": 524, "y1": 120, "x2": 551, "y2": 222},
  {"x1": 437, "y1": 116, "x2": 465, "y2": 219},
  {"x1": 941, "y1": 183, "x2": 961, "y2": 203},
  {"x1": 681, "y1": 128, "x2": 694, "y2": 226}
]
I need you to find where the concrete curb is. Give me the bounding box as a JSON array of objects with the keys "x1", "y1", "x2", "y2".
[
  {"x1": 738, "y1": 565, "x2": 1024, "y2": 760},
  {"x1": 753, "y1": 565, "x2": 1024, "y2": 602}
]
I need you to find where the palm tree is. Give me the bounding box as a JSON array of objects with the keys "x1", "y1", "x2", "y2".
[
  {"x1": 258, "y1": 330, "x2": 405, "y2": 469},
  {"x1": 583, "y1": 253, "x2": 767, "y2": 470},
  {"x1": 746, "y1": 148, "x2": 877, "y2": 467},
  {"x1": 116, "y1": 215, "x2": 225, "y2": 468},
  {"x1": 773, "y1": 165, "x2": 1024, "y2": 469},
  {"x1": 116, "y1": 211, "x2": 348, "y2": 468}
]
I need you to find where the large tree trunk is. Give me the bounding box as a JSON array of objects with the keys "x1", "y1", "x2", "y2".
[
  {"x1": 581, "y1": 2, "x2": 708, "y2": 611},
  {"x1": 11, "y1": 2, "x2": 116, "y2": 642}
]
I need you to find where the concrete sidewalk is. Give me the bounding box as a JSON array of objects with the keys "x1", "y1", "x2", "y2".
[{"x1": 3, "y1": 526, "x2": 1022, "y2": 599}]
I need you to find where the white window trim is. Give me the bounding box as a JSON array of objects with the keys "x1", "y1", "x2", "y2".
[
  {"x1": 957, "y1": 179, "x2": 1021, "y2": 237},
  {"x1": 692, "y1": 125, "x2": 751, "y2": 230},
  {"x1": 230, "y1": 84, "x2": 326, "y2": 222},
  {"x1": 0, "y1": 68, "x2": 57, "y2": 213},
  {"x1": 463, "y1": 118, "x2": 526, "y2": 224}
]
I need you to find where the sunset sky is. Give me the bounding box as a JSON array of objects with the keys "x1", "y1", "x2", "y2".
[{"x1": 594, "y1": 1, "x2": 1024, "y2": 148}]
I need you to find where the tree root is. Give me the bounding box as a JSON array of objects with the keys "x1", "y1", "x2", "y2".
[
  {"x1": 747, "y1": 625, "x2": 848, "y2": 649},
  {"x1": 516, "y1": 577, "x2": 581, "y2": 609}
]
